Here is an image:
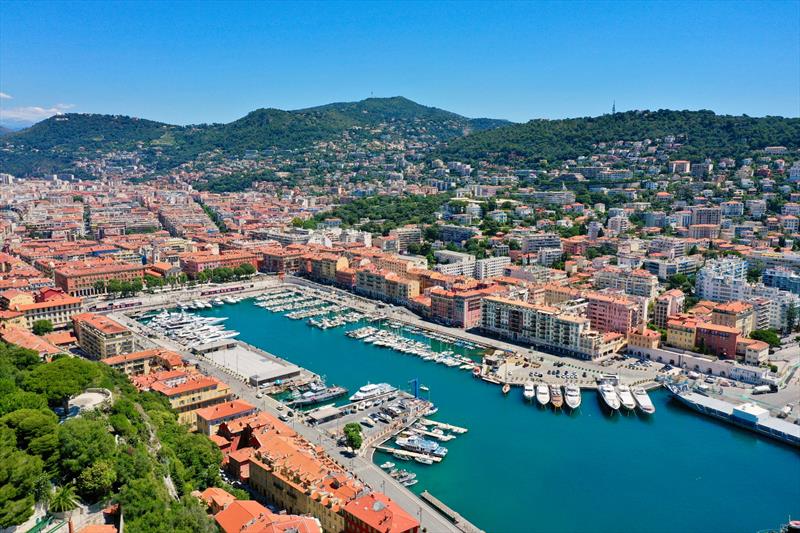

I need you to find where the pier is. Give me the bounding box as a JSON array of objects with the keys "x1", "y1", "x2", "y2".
[
  {"x1": 420, "y1": 491, "x2": 484, "y2": 533},
  {"x1": 421, "y1": 418, "x2": 468, "y2": 434},
  {"x1": 374, "y1": 446, "x2": 444, "y2": 462}
]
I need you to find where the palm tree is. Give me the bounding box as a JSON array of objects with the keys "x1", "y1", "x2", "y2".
[{"x1": 49, "y1": 485, "x2": 78, "y2": 514}]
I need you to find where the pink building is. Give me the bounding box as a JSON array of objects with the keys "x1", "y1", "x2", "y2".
[
  {"x1": 428, "y1": 285, "x2": 505, "y2": 329},
  {"x1": 585, "y1": 292, "x2": 643, "y2": 334}
]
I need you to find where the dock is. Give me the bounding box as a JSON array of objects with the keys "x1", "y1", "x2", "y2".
[
  {"x1": 412, "y1": 428, "x2": 456, "y2": 441},
  {"x1": 375, "y1": 446, "x2": 443, "y2": 463},
  {"x1": 421, "y1": 418, "x2": 468, "y2": 434},
  {"x1": 420, "y1": 490, "x2": 484, "y2": 533}
]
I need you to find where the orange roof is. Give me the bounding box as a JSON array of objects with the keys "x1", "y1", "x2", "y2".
[
  {"x1": 43, "y1": 330, "x2": 77, "y2": 345},
  {"x1": 77, "y1": 526, "x2": 117, "y2": 533},
  {"x1": 215, "y1": 500, "x2": 270, "y2": 533},
  {"x1": 197, "y1": 487, "x2": 236, "y2": 511},
  {"x1": 195, "y1": 400, "x2": 256, "y2": 423},
  {"x1": 0, "y1": 326, "x2": 61, "y2": 356},
  {"x1": 151, "y1": 375, "x2": 223, "y2": 397},
  {"x1": 343, "y1": 492, "x2": 419, "y2": 533},
  {"x1": 73, "y1": 313, "x2": 128, "y2": 335}
]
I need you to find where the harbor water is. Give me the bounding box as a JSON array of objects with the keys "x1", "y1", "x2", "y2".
[{"x1": 196, "y1": 299, "x2": 800, "y2": 533}]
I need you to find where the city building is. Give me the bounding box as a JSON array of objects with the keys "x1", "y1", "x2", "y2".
[
  {"x1": 481, "y1": 296, "x2": 624, "y2": 360},
  {"x1": 72, "y1": 312, "x2": 133, "y2": 359},
  {"x1": 654, "y1": 289, "x2": 685, "y2": 328},
  {"x1": 54, "y1": 260, "x2": 146, "y2": 297}
]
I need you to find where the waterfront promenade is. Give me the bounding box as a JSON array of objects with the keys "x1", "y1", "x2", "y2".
[{"x1": 118, "y1": 313, "x2": 467, "y2": 533}]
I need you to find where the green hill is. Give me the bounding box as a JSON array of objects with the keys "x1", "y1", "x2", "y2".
[
  {"x1": 437, "y1": 109, "x2": 800, "y2": 165},
  {"x1": 0, "y1": 97, "x2": 511, "y2": 175}
]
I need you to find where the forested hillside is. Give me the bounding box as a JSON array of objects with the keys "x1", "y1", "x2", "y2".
[{"x1": 437, "y1": 110, "x2": 800, "y2": 165}]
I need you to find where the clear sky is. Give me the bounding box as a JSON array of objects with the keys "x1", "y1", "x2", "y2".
[{"x1": 1, "y1": 0, "x2": 798, "y2": 127}]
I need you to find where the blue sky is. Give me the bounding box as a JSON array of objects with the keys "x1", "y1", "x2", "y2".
[{"x1": 1, "y1": 1, "x2": 798, "y2": 126}]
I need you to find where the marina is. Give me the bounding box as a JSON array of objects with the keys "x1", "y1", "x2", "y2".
[{"x1": 184, "y1": 291, "x2": 799, "y2": 533}]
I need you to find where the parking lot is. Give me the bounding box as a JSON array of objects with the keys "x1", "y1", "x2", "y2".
[{"x1": 306, "y1": 392, "x2": 431, "y2": 444}]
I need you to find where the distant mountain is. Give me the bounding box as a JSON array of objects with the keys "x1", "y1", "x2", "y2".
[
  {"x1": 0, "y1": 126, "x2": 14, "y2": 136},
  {"x1": 437, "y1": 109, "x2": 800, "y2": 165},
  {"x1": 0, "y1": 97, "x2": 511, "y2": 175}
]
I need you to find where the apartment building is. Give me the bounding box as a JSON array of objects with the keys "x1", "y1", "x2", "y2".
[
  {"x1": 389, "y1": 226, "x2": 423, "y2": 253},
  {"x1": 666, "y1": 318, "x2": 697, "y2": 351},
  {"x1": 711, "y1": 301, "x2": 755, "y2": 337},
  {"x1": 690, "y1": 206, "x2": 722, "y2": 226},
  {"x1": 481, "y1": 296, "x2": 624, "y2": 360},
  {"x1": 763, "y1": 267, "x2": 800, "y2": 295},
  {"x1": 647, "y1": 237, "x2": 688, "y2": 259},
  {"x1": 429, "y1": 285, "x2": 505, "y2": 329},
  {"x1": 438, "y1": 225, "x2": 480, "y2": 244},
  {"x1": 180, "y1": 250, "x2": 259, "y2": 278},
  {"x1": 101, "y1": 348, "x2": 184, "y2": 377},
  {"x1": 695, "y1": 258, "x2": 748, "y2": 303},
  {"x1": 302, "y1": 252, "x2": 349, "y2": 284},
  {"x1": 355, "y1": 268, "x2": 420, "y2": 304},
  {"x1": 248, "y1": 429, "x2": 363, "y2": 533},
  {"x1": 260, "y1": 246, "x2": 305, "y2": 274},
  {"x1": 1, "y1": 288, "x2": 83, "y2": 329},
  {"x1": 54, "y1": 259, "x2": 146, "y2": 297},
  {"x1": 195, "y1": 400, "x2": 257, "y2": 436},
  {"x1": 519, "y1": 233, "x2": 561, "y2": 254},
  {"x1": 654, "y1": 289, "x2": 685, "y2": 328},
  {"x1": 72, "y1": 312, "x2": 133, "y2": 359},
  {"x1": 641, "y1": 256, "x2": 699, "y2": 280},
  {"x1": 585, "y1": 292, "x2": 644, "y2": 334},
  {"x1": 343, "y1": 493, "x2": 420, "y2": 533},
  {"x1": 695, "y1": 322, "x2": 739, "y2": 359},
  {"x1": 593, "y1": 267, "x2": 659, "y2": 299}
]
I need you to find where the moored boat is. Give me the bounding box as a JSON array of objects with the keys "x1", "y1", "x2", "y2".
[
  {"x1": 502, "y1": 383, "x2": 510, "y2": 395},
  {"x1": 632, "y1": 386, "x2": 656, "y2": 414},
  {"x1": 535, "y1": 383, "x2": 550, "y2": 407},
  {"x1": 523, "y1": 381, "x2": 535, "y2": 402},
  {"x1": 564, "y1": 384, "x2": 582, "y2": 410},
  {"x1": 616, "y1": 384, "x2": 637, "y2": 411},
  {"x1": 549, "y1": 384, "x2": 563, "y2": 409},
  {"x1": 598, "y1": 382, "x2": 620, "y2": 411}
]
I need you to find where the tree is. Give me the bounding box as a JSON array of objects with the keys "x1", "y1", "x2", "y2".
[
  {"x1": 48, "y1": 485, "x2": 78, "y2": 513},
  {"x1": 93, "y1": 280, "x2": 106, "y2": 294},
  {"x1": 239, "y1": 263, "x2": 256, "y2": 276},
  {"x1": 77, "y1": 461, "x2": 116, "y2": 502},
  {"x1": 343, "y1": 422, "x2": 362, "y2": 452},
  {"x1": 0, "y1": 427, "x2": 44, "y2": 528},
  {"x1": 786, "y1": 305, "x2": 798, "y2": 333},
  {"x1": 32, "y1": 319, "x2": 54, "y2": 336},
  {"x1": 58, "y1": 418, "x2": 116, "y2": 480},
  {"x1": 750, "y1": 329, "x2": 781, "y2": 348},
  {"x1": 23, "y1": 357, "x2": 102, "y2": 408}
]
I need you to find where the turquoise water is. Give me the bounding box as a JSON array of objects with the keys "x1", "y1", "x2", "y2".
[{"x1": 197, "y1": 300, "x2": 800, "y2": 533}]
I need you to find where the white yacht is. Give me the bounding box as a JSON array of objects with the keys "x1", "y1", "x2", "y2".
[
  {"x1": 616, "y1": 384, "x2": 637, "y2": 411},
  {"x1": 632, "y1": 386, "x2": 655, "y2": 414},
  {"x1": 535, "y1": 383, "x2": 550, "y2": 407},
  {"x1": 349, "y1": 383, "x2": 395, "y2": 402},
  {"x1": 523, "y1": 381, "x2": 535, "y2": 402},
  {"x1": 564, "y1": 384, "x2": 582, "y2": 410},
  {"x1": 598, "y1": 382, "x2": 620, "y2": 410}
]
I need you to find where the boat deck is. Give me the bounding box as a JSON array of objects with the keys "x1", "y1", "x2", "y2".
[{"x1": 375, "y1": 446, "x2": 444, "y2": 462}]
